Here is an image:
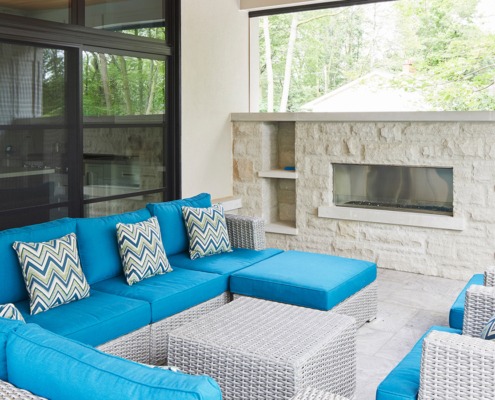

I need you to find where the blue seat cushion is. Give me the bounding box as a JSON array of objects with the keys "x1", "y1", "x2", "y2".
[
  {"x1": 230, "y1": 250, "x2": 377, "y2": 311},
  {"x1": 0, "y1": 218, "x2": 76, "y2": 304},
  {"x1": 16, "y1": 290, "x2": 150, "y2": 347},
  {"x1": 147, "y1": 193, "x2": 211, "y2": 257},
  {"x1": 92, "y1": 267, "x2": 228, "y2": 323},
  {"x1": 449, "y1": 274, "x2": 484, "y2": 330},
  {"x1": 168, "y1": 248, "x2": 283, "y2": 275},
  {"x1": 7, "y1": 323, "x2": 222, "y2": 400},
  {"x1": 76, "y1": 208, "x2": 152, "y2": 285},
  {"x1": 0, "y1": 317, "x2": 24, "y2": 381},
  {"x1": 376, "y1": 326, "x2": 461, "y2": 400}
]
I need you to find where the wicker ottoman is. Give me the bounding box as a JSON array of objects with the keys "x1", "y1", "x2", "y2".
[{"x1": 168, "y1": 297, "x2": 356, "y2": 400}]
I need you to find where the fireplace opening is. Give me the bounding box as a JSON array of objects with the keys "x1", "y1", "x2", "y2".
[{"x1": 333, "y1": 164, "x2": 453, "y2": 216}]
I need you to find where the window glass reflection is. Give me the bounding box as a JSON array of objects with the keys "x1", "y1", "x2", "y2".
[
  {"x1": 83, "y1": 127, "x2": 164, "y2": 198},
  {"x1": 0, "y1": 1, "x2": 69, "y2": 23},
  {"x1": 84, "y1": 193, "x2": 162, "y2": 217},
  {"x1": 83, "y1": 51, "x2": 165, "y2": 117},
  {"x1": 0, "y1": 207, "x2": 68, "y2": 231},
  {"x1": 0, "y1": 42, "x2": 68, "y2": 215},
  {"x1": 85, "y1": 0, "x2": 165, "y2": 39}
]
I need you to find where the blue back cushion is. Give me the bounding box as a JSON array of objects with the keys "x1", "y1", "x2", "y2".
[
  {"x1": 147, "y1": 193, "x2": 212, "y2": 256},
  {"x1": 7, "y1": 323, "x2": 222, "y2": 400},
  {"x1": 0, "y1": 317, "x2": 23, "y2": 381},
  {"x1": 0, "y1": 218, "x2": 76, "y2": 304},
  {"x1": 76, "y1": 208, "x2": 152, "y2": 285}
]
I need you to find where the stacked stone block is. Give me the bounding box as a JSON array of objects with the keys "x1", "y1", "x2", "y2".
[{"x1": 233, "y1": 119, "x2": 495, "y2": 280}]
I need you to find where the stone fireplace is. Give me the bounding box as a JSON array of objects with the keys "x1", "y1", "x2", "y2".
[{"x1": 232, "y1": 113, "x2": 495, "y2": 280}]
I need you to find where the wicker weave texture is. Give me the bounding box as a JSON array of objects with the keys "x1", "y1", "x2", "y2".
[
  {"x1": 150, "y1": 292, "x2": 231, "y2": 365},
  {"x1": 0, "y1": 380, "x2": 47, "y2": 400},
  {"x1": 233, "y1": 281, "x2": 377, "y2": 328},
  {"x1": 291, "y1": 387, "x2": 350, "y2": 400},
  {"x1": 419, "y1": 330, "x2": 495, "y2": 400},
  {"x1": 226, "y1": 214, "x2": 266, "y2": 250},
  {"x1": 462, "y1": 285, "x2": 495, "y2": 337},
  {"x1": 96, "y1": 324, "x2": 151, "y2": 364},
  {"x1": 484, "y1": 266, "x2": 495, "y2": 287},
  {"x1": 332, "y1": 281, "x2": 377, "y2": 327},
  {"x1": 168, "y1": 297, "x2": 357, "y2": 400}
]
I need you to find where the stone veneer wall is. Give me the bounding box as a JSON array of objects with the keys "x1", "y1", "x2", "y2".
[{"x1": 233, "y1": 119, "x2": 495, "y2": 280}]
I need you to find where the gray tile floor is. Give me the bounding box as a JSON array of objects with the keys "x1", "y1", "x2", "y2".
[{"x1": 355, "y1": 268, "x2": 467, "y2": 399}]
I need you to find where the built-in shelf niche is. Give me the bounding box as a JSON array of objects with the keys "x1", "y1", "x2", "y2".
[{"x1": 260, "y1": 122, "x2": 298, "y2": 235}]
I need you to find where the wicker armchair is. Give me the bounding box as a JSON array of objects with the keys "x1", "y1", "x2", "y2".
[
  {"x1": 418, "y1": 277, "x2": 495, "y2": 399},
  {"x1": 484, "y1": 265, "x2": 495, "y2": 286}
]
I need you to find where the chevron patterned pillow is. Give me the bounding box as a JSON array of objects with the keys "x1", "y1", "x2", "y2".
[
  {"x1": 481, "y1": 314, "x2": 495, "y2": 340},
  {"x1": 13, "y1": 233, "x2": 90, "y2": 315},
  {"x1": 116, "y1": 217, "x2": 172, "y2": 286},
  {"x1": 182, "y1": 204, "x2": 232, "y2": 260},
  {"x1": 0, "y1": 303, "x2": 25, "y2": 322}
]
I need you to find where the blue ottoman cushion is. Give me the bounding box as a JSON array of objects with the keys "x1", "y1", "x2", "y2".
[
  {"x1": 7, "y1": 323, "x2": 222, "y2": 400},
  {"x1": 230, "y1": 250, "x2": 376, "y2": 310},
  {"x1": 16, "y1": 290, "x2": 150, "y2": 347},
  {"x1": 92, "y1": 268, "x2": 228, "y2": 323},
  {"x1": 449, "y1": 274, "x2": 484, "y2": 330},
  {"x1": 376, "y1": 326, "x2": 461, "y2": 400},
  {"x1": 168, "y1": 248, "x2": 283, "y2": 275}
]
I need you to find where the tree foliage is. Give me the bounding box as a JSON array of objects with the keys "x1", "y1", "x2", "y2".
[
  {"x1": 259, "y1": 0, "x2": 495, "y2": 112},
  {"x1": 41, "y1": 28, "x2": 166, "y2": 118}
]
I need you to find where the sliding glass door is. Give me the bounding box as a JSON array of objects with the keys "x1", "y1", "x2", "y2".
[{"x1": 0, "y1": 0, "x2": 180, "y2": 229}]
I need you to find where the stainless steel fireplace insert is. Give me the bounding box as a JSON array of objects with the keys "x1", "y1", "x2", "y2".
[{"x1": 333, "y1": 164, "x2": 453, "y2": 216}]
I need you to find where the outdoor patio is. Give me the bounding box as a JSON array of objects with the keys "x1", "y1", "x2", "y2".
[{"x1": 356, "y1": 268, "x2": 466, "y2": 398}]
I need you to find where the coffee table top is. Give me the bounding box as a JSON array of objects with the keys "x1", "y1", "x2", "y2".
[{"x1": 169, "y1": 297, "x2": 356, "y2": 363}]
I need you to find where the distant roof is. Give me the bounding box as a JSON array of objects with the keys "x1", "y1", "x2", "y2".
[{"x1": 301, "y1": 71, "x2": 431, "y2": 112}]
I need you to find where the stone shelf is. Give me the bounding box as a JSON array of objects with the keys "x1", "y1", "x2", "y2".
[
  {"x1": 318, "y1": 206, "x2": 465, "y2": 231},
  {"x1": 258, "y1": 170, "x2": 298, "y2": 179},
  {"x1": 265, "y1": 221, "x2": 298, "y2": 236},
  {"x1": 212, "y1": 196, "x2": 242, "y2": 212}
]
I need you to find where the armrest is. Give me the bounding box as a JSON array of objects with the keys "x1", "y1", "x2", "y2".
[
  {"x1": 462, "y1": 285, "x2": 495, "y2": 337},
  {"x1": 225, "y1": 214, "x2": 266, "y2": 250},
  {"x1": 419, "y1": 331, "x2": 495, "y2": 400},
  {"x1": 484, "y1": 266, "x2": 495, "y2": 287}
]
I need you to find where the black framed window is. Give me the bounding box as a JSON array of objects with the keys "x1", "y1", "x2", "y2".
[{"x1": 0, "y1": 0, "x2": 180, "y2": 229}]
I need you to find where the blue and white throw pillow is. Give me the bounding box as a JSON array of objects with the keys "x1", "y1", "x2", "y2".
[
  {"x1": 13, "y1": 233, "x2": 90, "y2": 315},
  {"x1": 117, "y1": 217, "x2": 172, "y2": 286},
  {"x1": 480, "y1": 314, "x2": 495, "y2": 340},
  {"x1": 182, "y1": 204, "x2": 232, "y2": 260},
  {"x1": 0, "y1": 303, "x2": 25, "y2": 322}
]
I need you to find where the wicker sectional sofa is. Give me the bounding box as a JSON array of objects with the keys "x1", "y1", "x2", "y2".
[{"x1": 0, "y1": 193, "x2": 377, "y2": 399}]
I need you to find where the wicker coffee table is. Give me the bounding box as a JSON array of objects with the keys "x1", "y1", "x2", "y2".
[{"x1": 168, "y1": 297, "x2": 356, "y2": 400}]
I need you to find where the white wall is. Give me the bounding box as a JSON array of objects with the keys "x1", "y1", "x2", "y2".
[{"x1": 181, "y1": 0, "x2": 250, "y2": 199}]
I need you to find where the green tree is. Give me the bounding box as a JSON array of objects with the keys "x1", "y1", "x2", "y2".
[
  {"x1": 395, "y1": 0, "x2": 495, "y2": 110},
  {"x1": 259, "y1": 0, "x2": 495, "y2": 112}
]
